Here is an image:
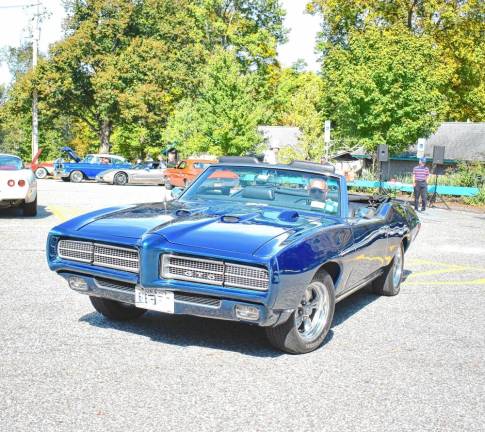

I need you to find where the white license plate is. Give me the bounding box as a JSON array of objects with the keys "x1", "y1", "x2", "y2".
[{"x1": 135, "y1": 286, "x2": 174, "y2": 313}]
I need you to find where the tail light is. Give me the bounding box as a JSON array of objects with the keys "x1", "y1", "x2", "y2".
[
  {"x1": 18, "y1": 180, "x2": 26, "y2": 187},
  {"x1": 7, "y1": 179, "x2": 15, "y2": 187}
]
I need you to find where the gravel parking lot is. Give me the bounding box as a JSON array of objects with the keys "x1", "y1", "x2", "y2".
[{"x1": 1, "y1": 180, "x2": 484, "y2": 432}]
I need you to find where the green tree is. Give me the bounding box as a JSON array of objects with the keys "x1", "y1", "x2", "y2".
[
  {"x1": 2, "y1": 0, "x2": 286, "y2": 156},
  {"x1": 321, "y1": 26, "x2": 449, "y2": 154},
  {"x1": 165, "y1": 49, "x2": 267, "y2": 157},
  {"x1": 308, "y1": 0, "x2": 485, "y2": 121},
  {"x1": 271, "y1": 66, "x2": 325, "y2": 161}
]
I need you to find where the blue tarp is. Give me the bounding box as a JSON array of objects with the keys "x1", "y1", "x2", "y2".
[{"x1": 348, "y1": 180, "x2": 479, "y2": 197}]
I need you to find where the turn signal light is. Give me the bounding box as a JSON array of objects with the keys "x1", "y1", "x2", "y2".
[
  {"x1": 235, "y1": 304, "x2": 260, "y2": 321},
  {"x1": 7, "y1": 179, "x2": 15, "y2": 187},
  {"x1": 18, "y1": 180, "x2": 26, "y2": 187}
]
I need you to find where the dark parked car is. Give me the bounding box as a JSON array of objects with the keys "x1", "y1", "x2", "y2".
[{"x1": 46, "y1": 159, "x2": 420, "y2": 353}]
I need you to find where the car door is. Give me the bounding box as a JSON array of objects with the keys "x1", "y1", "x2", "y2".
[
  {"x1": 345, "y1": 207, "x2": 390, "y2": 289},
  {"x1": 142, "y1": 163, "x2": 163, "y2": 184}
]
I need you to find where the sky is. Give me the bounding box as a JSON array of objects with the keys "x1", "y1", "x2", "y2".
[{"x1": 0, "y1": 0, "x2": 320, "y2": 86}]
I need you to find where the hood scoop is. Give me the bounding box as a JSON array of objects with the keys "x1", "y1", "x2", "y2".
[
  {"x1": 175, "y1": 209, "x2": 192, "y2": 217},
  {"x1": 278, "y1": 210, "x2": 299, "y2": 222}
]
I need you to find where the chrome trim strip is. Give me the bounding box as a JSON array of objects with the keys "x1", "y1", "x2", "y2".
[{"x1": 175, "y1": 299, "x2": 221, "y2": 309}]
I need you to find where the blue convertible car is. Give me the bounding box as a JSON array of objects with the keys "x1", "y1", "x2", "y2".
[{"x1": 46, "y1": 158, "x2": 420, "y2": 353}]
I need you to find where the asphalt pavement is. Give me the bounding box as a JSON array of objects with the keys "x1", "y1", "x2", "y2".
[{"x1": 0, "y1": 180, "x2": 484, "y2": 432}]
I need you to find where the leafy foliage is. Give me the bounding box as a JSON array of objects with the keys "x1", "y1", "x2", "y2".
[
  {"x1": 321, "y1": 26, "x2": 449, "y2": 154},
  {"x1": 308, "y1": 0, "x2": 485, "y2": 122},
  {"x1": 271, "y1": 66, "x2": 325, "y2": 161},
  {"x1": 164, "y1": 49, "x2": 268, "y2": 157}
]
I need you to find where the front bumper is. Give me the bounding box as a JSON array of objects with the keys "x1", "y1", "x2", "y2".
[{"x1": 58, "y1": 272, "x2": 289, "y2": 326}]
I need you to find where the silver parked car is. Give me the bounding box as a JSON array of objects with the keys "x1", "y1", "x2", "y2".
[{"x1": 96, "y1": 162, "x2": 167, "y2": 186}]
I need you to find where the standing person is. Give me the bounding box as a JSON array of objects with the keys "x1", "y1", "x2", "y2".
[{"x1": 413, "y1": 157, "x2": 430, "y2": 212}]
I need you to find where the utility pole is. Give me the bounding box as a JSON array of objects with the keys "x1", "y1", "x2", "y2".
[{"x1": 31, "y1": 2, "x2": 41, "y2": 160}]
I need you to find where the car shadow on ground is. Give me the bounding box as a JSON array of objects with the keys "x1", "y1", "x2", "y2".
[
  {"x1": 78, "y1": 269, "x2": 413, "y2": 356},
  {"x1": 0, "y1": 204, "x2": 52, "y2": 219}
]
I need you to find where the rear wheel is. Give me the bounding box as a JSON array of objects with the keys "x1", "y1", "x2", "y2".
[
  {"x1": 265, "y1": 271, "x2": 335, "y2": 354},
  {"x1": 114, "y1": 172, "x2": 128, "y2": 186},
  {"x1": 70, "y1": 170, "x2": 84, "y2": 183},
  {"x1": 372, "y1": 244, "x2": 404, "y2": 296},
  {"x1": 34, "y1": 167, "x2": 48, "y2": 179},
  {"x1": 90, "y1": 296, "x2": 146, "y2": 321},
  {"x1": 22, "y1": 196, "x2": 37, "y2": 217}
]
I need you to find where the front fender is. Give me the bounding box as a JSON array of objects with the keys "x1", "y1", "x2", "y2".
[{"x1": 272, "y1": 224, "x2": 353, "y2": 310}]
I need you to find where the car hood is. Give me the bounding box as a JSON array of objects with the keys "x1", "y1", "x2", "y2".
[{"x1": 72, "y1": 200, "x2": 338, "y2": 255}]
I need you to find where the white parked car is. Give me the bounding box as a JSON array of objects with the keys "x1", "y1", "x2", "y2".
[
  {"x1": 96, "y1": 161, "x2": 167, "y2": 185},
  {"x1": 0, "y1": 154, "x2": 37, "y2": 216}
]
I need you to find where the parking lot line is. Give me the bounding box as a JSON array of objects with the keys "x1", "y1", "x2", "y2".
[
  {"x1": 408, "y1": 258, "x2": 485, "y2": 273},
  {"x1": 404, "y1": 278, "x2": 485, "y2": 286},
  {"x1": 47, "y1": 205, "x2": 84, "y2": 222}
]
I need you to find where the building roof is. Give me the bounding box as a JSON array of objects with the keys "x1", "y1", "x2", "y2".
[
  {"x1": 417, "y1": 122, "x2": 485, "y2": 162},
  {"x1": 258, "y1": 126, "x2": 301, "y2": 150},
  {"x1": 352, "y1": 122, "x2": 485, "y2": 162}
]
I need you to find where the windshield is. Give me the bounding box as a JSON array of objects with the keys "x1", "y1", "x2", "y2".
[
  {"x1": 181, "y1": 165, "x2": 341, "y2": 216},
  {"x1": 0, "y1": 155, "x2": 22, "y2": 170}
]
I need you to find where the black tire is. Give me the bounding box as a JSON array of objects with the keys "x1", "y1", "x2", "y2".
[
  {"x1": 35, "y1": 167, "x2": 48, "y2": 179},
  {"x1": 61, "y1": 177, "x2": 70, "y2": 182},
  {"x1": 89, "y1": 296, "x2": 146, "y2": 321},
  {"x1": 22, "y1": 196, "x2": 37, "y2": 217},
  {"x1": 114, "y1": 172, "x2": 128, "y2": 186},
  {"x1": 265, "y1": 271, "x2": 335, "y2": 354},
  {"x1": 372, "y1": 243, "x2": 404, "y2": 296},
  {"x1": 70, "y1": 170, "x2": 84, "y2": 183},
  {"x1": 165, "y1": 181, "x2": 173, "y2": 190}
]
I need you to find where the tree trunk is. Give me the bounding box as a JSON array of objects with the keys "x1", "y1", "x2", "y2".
[{"x1": 98, "y1": 120, "x2": 112, "y2": 153}]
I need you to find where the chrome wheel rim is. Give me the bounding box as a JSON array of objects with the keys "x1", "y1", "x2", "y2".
[
  {"x1": 295, "y1": 282, "x2": 329, "y2": 342},
  {"x1": 116, "y1": 174, "x2": 127, "y2": 185},
  {"x1": 35, "y1": 168, "x2": 47, "y2": 179},
  {"x1": 392, "y1": 247, "x2": 403, "y2": 287},
  {"x1": 71, "y1": 171, "x2": 83, "y2": 182}
]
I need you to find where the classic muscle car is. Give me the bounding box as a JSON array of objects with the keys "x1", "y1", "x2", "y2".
[
  {"x1": 0, "y1": 153, "x2": 37, "y2": 216},
  {"x1": 46, "y1": 158, "x2": 420, "y2": 354},
  {"x1": 164, "y1": 158, "x2": 217, "y2": 189},
  {"x1": 54, "y1": 148, "x2": 132, "y2": 182},
  {"x1": 95, "y1": 161, "x2": 167, "y2": 185}
]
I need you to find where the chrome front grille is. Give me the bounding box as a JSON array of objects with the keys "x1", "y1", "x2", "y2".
[
  {"x1": 57, "y1": 239, "x2": 139, "y2": 273},
  {"x1": 161, "y1": 254, "x2": 269, "y2": 291},
  {"x1": 161, "y1": 255, "x2": 224, "y2": 285},
  {"x1": 225, "y1": 264, "x2": 269, "y2": 291},
  {"x1": 58, "y1": 240, "x2": 93, "y2": 263},
  {"x1": 93, "y1": 244, "x2": 139, "y2": 272}
]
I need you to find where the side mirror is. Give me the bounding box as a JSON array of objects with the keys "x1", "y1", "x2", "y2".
[{"x1": 171, "y1": 187, "x2": 183, "y2": 199}]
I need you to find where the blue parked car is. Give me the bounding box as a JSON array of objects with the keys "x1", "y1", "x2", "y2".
[
  {"x1": 46, "y1": 158, "x2": 420, "y2": 353},
  {"x1": 54, "y1": 147, "x2": 132, "y2": 182}
]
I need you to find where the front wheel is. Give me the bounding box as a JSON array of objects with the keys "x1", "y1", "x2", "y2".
[
  {"x1": 90, "y1": 296, "x2": 146, "y2": 321},
  {"x1": 70, "y1": 170, "x2": 84, "y2": 183},
  {"x1": 114, "y1": 172, "x2": 128, "y2": 186},
  {"x1": 35, "y1": 167, "x2": 48, "y2": 179},
  {"x1": 372, "y1": 244, "x2": 404, "y2": 296},
  {"x1": 265, "y1": 271, "x2": 335, "y2": 354}
]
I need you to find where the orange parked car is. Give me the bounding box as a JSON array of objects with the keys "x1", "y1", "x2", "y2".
[{"x1": 164, "y1": 159, "x2": 217, "y2": 189}]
